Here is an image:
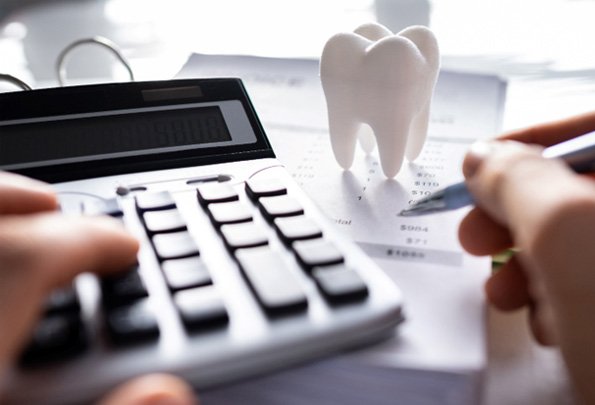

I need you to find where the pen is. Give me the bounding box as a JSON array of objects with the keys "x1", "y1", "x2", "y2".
[{"x1": 399, "y1": 130, "x2": 595, "y2": 216}]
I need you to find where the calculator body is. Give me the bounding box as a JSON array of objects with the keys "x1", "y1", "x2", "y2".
[{"x1": 0, "y1": 79, "x2": 403, "y2": 404}]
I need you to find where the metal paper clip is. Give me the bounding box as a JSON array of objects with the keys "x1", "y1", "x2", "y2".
[
  {"x1": 55, "y1": 36, "x2": 135, "y2": 86},
  {"x1": 0, "y1": 73, "x2": 32, "y2": 90}
]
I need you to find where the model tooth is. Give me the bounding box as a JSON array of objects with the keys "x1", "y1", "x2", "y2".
[{"x1": 320, "y1": 22, "x2": 440, "y2": 177}]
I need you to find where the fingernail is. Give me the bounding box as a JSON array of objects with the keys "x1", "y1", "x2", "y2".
[{"x1": 463, "y1": 140, "x2": 495, "y2": 178}]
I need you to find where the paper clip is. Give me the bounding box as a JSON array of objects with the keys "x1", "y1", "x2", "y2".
[
  {"x1": 0, "y1": 73, "x2": 32, "y2": 90},
  {"x1": 55, "y1": 36, "x2": 135, "y2": 86}
]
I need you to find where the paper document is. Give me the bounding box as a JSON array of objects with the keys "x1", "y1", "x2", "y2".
[{"x1": 177, "y1": 54, "x2": 506, "y2": 404}]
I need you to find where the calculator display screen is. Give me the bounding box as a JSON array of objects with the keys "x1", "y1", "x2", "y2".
[{"x1": 0, "y1": 100, "x2": 256, "y2": 170}]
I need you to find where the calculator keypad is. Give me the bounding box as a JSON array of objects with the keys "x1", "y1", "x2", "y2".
[
  {"x1": 21, "y1": 286, "x2": 86, "y2": 365},
  {"x1": 22, "y1": 177, "x2": 372, "y2": 363}
]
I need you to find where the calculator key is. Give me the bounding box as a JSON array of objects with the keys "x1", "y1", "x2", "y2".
[
  {"x1": 207, "y1": 201, "x2": 253, "y2": 226},
  {"x1": 82, "y1": 198, "x2": 123, "y2": 217},
  {"x1": 45, "y1": 286, "x2": 80, "y2": 314},
  {"x1": 152, "y1": 231, "x2": 200, "y2": 261},
  {"x1": 101, "y1": 267, "x2": 148, "y2": 306},
  {"x1": 196, "y1": 183, "x2": 238, "y2": 206},
  {"x1": 162, "y1": 257, "x2": 212, "y2": 291},
  {"x1": 274, "y1": 216, "x2": 323, "y2": 245},
  {"x1": 292, "y1": 239, "x2": 344, "y2": 270},
  {"x1": 174, "y1": 286, "x2": 228, "y2": 330},
  {"x1": 143, "y1": 209, "x2": 187, "y2": 234},
  {"x1": 20, "y1": 314, "x2": 86, "y2": 365},
  {"x1": 220, "y1": 222, "x2": 269, "y2": 251},
  {"x1": 311, "y1": 264, "x2": 368, "y2": 303},
  {"x1": 258, "y1": 195, "x2": 304, "y2": 221},
  {"x1": 236, "y1": 246, "x2": 307, "y2": 314},
  {"x1": 105, "y1": 298, "x2": 159, "y2": 345},
  {"x1": 135, "y1": 191, "x2": 176, "y2": 212},
  {"x1": 245, "y1": 178, "x2": 287, "y2": 201}
]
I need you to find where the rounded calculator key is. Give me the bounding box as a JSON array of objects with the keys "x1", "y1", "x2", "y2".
[
  {"x1": 258, "y1": 195, "x2": 304, "y2": 222},
  {"x1": 196, "y1": 183, "x2": 239, "y2": 206},
  {"x1": 311, "y1": 264, "x2": 368, "y2": 304},
  {"x1": 207, "y1": 201, "x2": 253, "y2": 226},
  {"x1": 162, "y1": 257, "x2": 212, "y2": 291},
  {"x1": 292, "y1": 239, "x2": 344, "y2": 270},
  {"x1": 143, "y1": 209, "x2": 187, "y2": 234},
  {"x1": 236, "y1": 246, "x2": 308, "y2": 314},
  {"x1": 135, "y1": 191, "x2": 177, "y2": 212},
  {"x1": 274, "y1": 215, "x2": 322, "y2": 245},
  {"x1": 101, "y1": 267, "x2": 148, "y2": 306},
  {"x1": 20, "y1": 313, "x2": 87, "y2": 365},
  {"x1": 220, "y1": 222, "x2": 269, "y2": 251},
  {"x1": 105, "y1": 298, "x2": 159, "y2": 345},
  {"x1": 245, "y1": 178, "x2": 287, "y2": 201},
  {"x1": 44, "y1": 286, "x2": 80, "y2": 314},
  {"x1": 83, "y1": 198, "x2": 123, "y2": 217},
  {"x1": 174, "y1": 286, "x2": 228, "y2": 330},
  {"x1": 152, "y1": 231, "x2": 200, "y2": 261}
]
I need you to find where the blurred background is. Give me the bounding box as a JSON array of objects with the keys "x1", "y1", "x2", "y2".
[{"x1": 2, "y1": 0, "x2": 595, "y2": 129}]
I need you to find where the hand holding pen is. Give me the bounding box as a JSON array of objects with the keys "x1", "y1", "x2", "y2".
[
  {"x1": 400, "y1": 129, "x2": 595, "y2": 216},
  {"x1": 427, "y1": 111, "x2": 595, "y2": 404}
]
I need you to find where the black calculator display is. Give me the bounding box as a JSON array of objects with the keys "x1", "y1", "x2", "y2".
[{"x1": 0, "y1": 79, "x2": 273, "y2": 182}]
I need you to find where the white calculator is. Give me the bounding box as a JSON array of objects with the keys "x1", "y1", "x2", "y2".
[{"x1": 0, "y1": 78, "x2": 403, "y2": 404}]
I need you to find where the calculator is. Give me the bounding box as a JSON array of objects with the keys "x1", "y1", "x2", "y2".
[{"x1": 0, "y1": 78, "x2": 403, "y2": 404}]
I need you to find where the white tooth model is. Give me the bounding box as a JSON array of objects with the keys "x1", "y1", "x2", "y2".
[{"x1": 320, "y1": 22, "x2": 440, "y2": 178}]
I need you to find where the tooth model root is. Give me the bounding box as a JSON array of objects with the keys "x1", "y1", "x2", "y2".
[
  {"x1": 358, "y1": 124, "x2": 376, "y2": 154},
  {"x1": 320, "y1": 22, "x2": 440, "y2": 178},
  {"x1": 374, "y1": 120, "x2": 409, "y2": 178},
  {"x1": 328, "y1": 114, "x2": 359, "y2": 169}
]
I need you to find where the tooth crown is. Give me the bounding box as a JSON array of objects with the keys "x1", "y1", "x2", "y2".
[{"x1": 320, "y1": 22, "x2": 440, "y2": 178}]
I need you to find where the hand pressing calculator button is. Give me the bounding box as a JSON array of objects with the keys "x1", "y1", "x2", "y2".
[{"x1": 1, "y1": 78, "x2": 403, "y2": 404}]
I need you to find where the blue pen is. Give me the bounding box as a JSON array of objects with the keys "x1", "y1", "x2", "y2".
[{"x1": 399, "y1": 130, "x2": 595, "y2": 216}]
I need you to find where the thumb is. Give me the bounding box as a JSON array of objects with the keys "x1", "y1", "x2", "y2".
[{"x1": 97, "y1": 374, "x2": 198, "y2": 405}]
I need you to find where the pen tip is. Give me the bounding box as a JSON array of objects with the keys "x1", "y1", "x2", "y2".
[{"x1": 398, "y1": 207, "x2": 418, "y2": 217}]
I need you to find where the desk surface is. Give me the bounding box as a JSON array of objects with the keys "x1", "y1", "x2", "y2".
[{"x1": 1, "y1": 1, "x2": 592, "y2": 403}]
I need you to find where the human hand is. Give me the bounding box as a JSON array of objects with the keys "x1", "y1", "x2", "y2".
[
  {"x1": 458, "y1": 111, "x2": 595, "y2": 403},
  {"x1": 0, "y1": 171, "x2": 197, "y2": 404}
]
